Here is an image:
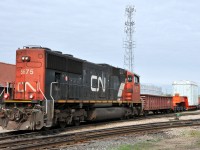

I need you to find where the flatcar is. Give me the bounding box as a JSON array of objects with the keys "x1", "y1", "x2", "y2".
[{"x1": 0, "y1": 46, "x2": 141, "y2": 130}]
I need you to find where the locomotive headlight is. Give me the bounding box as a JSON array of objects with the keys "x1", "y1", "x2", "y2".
[
  {"x1": 4, "y1": 93, "x2": 10, "y2": 99},
  {"x1": 29, "y1": 94, "x2": 34, "y2": 99},
  {"x1": 25, "y1": 56, "x2": 30, "y2": 62},
  {"x1": 21, "y1": 56, "x2": 30, "y2": 62},
  {"x1": 21, "y1": 56, "x2": 25, "y2": 61}
]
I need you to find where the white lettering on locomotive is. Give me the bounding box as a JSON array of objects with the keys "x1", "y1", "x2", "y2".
[
  {"x1": 91, "y1": 75, "x2": 106, "y2": 92},
  {"x1": 17, "y1": 82, "x2": 36, "y2": 92},
  {"x1": 21, "y1": 69, "x2": 34, "y2": 75}
]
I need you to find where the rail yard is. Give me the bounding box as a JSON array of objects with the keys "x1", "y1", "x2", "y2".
[
  {"x1": 0, "y1": 46, "x2": 200, "y2": 149},
  {"x1": 0, "y1": 1, "x2": 200, "y2": 149}
]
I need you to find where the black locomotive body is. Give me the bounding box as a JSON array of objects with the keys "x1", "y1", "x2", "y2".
[{"x1": 45, "y1": 50, "x2": 126, "y2": 101}]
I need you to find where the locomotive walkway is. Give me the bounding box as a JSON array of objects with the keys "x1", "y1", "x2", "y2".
[{"x1": 0, "y1": 118, "x2": 200, "y2": 150}]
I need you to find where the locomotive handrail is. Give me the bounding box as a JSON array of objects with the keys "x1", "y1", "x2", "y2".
[
  {"x1": 38, "y1": 82, "x2": 48, "y2": 114},
  {"x1": 50, "y1": 82, "x2": 58, "y2": 119},
  {"x1": 0, "y1": 89, "x2": 5, "y2": 98},
  {"x1": 6, "y1": 82, "x2": 9, "y2": 94}
]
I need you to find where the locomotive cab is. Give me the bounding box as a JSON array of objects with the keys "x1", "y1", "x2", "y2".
[{"x1": 123, "y1": 71, "x2": 140, "y2": 103}]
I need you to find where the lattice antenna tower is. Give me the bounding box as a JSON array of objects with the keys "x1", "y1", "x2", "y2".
[{"x1": 124, "y1": 5, "x2": 135, "y2": 72}]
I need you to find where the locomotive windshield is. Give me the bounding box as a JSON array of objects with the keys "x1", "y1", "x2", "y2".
[
  {"x1": 127, "y1": 75, "x2": 133, "y2": 82},
  {"x1": 134, "y1": 75, "x2": 140, "y2": 84}
]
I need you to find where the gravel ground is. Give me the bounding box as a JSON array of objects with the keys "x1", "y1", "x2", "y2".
[
  {"x1": 60, "y1": 126, "x2": 200, "y2": 150},
  {"x1": 57, "y1": 110, "x2": 200, "y2": 150},
  {"x1": 0, "y1": 126, "x2": 10, "y2": 133}
]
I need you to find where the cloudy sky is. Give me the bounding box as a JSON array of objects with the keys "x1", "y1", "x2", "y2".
[{"x1": 0, "y1": 0, "x2": 199, "y2": 88}]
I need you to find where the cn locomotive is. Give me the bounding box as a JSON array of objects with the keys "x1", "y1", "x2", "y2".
[{"x1": 0, "y1": 46, "x2": 141, "y2": 130}]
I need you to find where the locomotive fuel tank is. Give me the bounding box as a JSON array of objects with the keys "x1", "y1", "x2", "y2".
[{"x1": 87, "y1": 107, "x2": 132, "y2": 121}]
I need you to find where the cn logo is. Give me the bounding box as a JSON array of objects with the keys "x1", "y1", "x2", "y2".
[
  {"x1": 17, "y1": 82, "x2": 36, "y2": 92},
  {"x1": 91, "y1": 75, "x2": 106, "y2": 92}
]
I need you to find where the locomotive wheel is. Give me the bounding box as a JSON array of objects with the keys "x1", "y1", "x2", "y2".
[
  {"x1": 59, "y1": 121, "x2": 67, "y2": 128},
  {"x1": 143, "y1": 111, "x2": 149, "y2": 117},
  {"x1": 124, "y1": 115, "x2": 130, "y2": 119},
  {"x1": 136, "y1": 107, "x2": 141, "y2": 117},
  {"x1": 74, "y1": 120, "x2": 80, "y2": 126},
  {"x1": 180, "y1": 106, "x2": 183, "y2": 112},
  {"x1": 43, "y1": 126, "x2": 51, "y2": 131}
]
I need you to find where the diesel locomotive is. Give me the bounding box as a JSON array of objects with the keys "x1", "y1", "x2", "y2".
[{"x1": 0, "y1": 46, "x2": 141, "y2": 130}]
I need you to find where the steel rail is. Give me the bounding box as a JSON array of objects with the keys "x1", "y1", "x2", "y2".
[
  {"x1": 0, "y1": 119, "x2": 200, "y2": 150},
  {"x1": 0, "y1": 111, "x2": 199, "y2": 142}
]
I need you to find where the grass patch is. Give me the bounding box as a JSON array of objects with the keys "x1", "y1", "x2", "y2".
[
  {"x1": 115, "y1": 144, "x2": 134, "y2": 150},
  {"x1": 182, "y1": 130, "x2": 200, "y2": 138},
  {"x1": 110, "y1": 139, "x2": 160, "y2": 150},
  {"x1": 132, "y1": 142, "x2": 154, "y2": 150},
  {"x1": 180, "y1": 130, "x2": 200, "y2": 149},
  {"x1": 189, "y1": 130, "x2": 200, "y2": 137}
]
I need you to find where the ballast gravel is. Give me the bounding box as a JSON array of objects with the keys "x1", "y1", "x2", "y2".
[{"x1": 60, "y1": 126, "x2": 200, "y2": 150}]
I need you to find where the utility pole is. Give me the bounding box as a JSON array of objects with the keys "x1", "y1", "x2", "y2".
[{"x1": 124, "y1": 5, "x2": 135, "y2": 72}]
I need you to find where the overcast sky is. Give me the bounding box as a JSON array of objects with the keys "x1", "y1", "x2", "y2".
[{"x1": 0, "y1": 0, "x2": 199, "y2": 88}]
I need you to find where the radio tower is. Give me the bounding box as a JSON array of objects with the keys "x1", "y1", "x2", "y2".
[{"x1": 124, "y1": 5, "x2": 135, "y2": 72}]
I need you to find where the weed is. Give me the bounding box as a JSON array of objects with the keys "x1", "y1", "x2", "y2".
[
  {"x1": 182, "y1": 130, "x2": 200, "y2": 138},
  {"x1": 110, "y1": 138, "x2": 160, "y2": 150}
]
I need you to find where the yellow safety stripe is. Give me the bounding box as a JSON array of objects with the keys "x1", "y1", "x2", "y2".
[{"x1": 3, "y1": 100, "x2": 32, "y2": 103}]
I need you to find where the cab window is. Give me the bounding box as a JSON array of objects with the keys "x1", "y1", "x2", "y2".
[
  {"x1": 134, "y1": 75, "x2": 139, "y2": 84},
  {"x1": 127, "y1": 75, "x2": 133, "y2": 82}
]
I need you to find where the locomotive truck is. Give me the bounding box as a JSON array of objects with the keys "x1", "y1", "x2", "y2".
[{"x1": 0, "y1": 46, "x2": 142, "y2": 130}]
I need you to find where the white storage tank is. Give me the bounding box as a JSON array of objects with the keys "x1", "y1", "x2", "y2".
[{"x1": 172, "y1": 80, "x2": 199, "y2": 106}]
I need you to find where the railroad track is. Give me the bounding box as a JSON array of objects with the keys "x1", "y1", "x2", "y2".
[
  {"x1": 0, "y1": 119, "x2": 200, "y2": 150},
  {"x1": 0, "y1": 111, "x2": 199, "y2": 142}
]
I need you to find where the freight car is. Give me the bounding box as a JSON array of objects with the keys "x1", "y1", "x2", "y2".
[
  {"x1": 0, "y1": 46, "x2": 142, "y2": 130},
  {"x1": 141, "y1": 94, "x2": 172, "y2": 116},
  {"x1": 141, "y1": 94, "x2": 189, "y2": 116},
  {"x1": 0, "y1": 62, "x2": 15, "y2": 101}
]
